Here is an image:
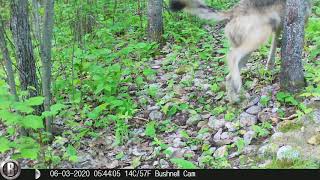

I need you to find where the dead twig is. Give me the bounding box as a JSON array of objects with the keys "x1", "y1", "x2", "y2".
[
  {"x1": 280, "y1": 114, "x2": 298, "y2": 121},
  {"x1": 133, "y1": 117, "x2": 149, "y2": 121}
]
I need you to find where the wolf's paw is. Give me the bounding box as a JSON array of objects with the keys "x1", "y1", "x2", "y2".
[
  {"x1": 226, "y1": 84, "x2": 240, "y2": 104},
  {"x1": 227, "y1": 92, "x2": 241, "y2": 104}
]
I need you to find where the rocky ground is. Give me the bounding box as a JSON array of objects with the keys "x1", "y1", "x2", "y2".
[{"x1": 1, "y1": 23, "x2": 320, "y2": 169}]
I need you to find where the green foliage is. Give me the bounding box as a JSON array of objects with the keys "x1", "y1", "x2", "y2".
[
  {"x1": 170, "y1": 158, "x2": 198, "y2": 169},
  {"x1": 65, "y1": 145, "x2": 78, "y2": 162},
  {"x1": 252, "y1": 122, "x2": 273, "y2": 138},
  {"x1": 0, "y1": 81, "x2": 66, "y2": 163},
  {"x1": 259, "y1": 96, "x2": 270, "y2": 107},
  {"x1": 276, "y1": 92, "x2": 298, "y2": 106},
  {"x1": 0, "y1": 137, "x2": 10, "y2": 153},
  {"x1": 145, "y1": 121, "x2": 156, "y2": 138},
  {"x1": 23, "y1": 115, "x2": 44, "y2": 130},
  {"x1": 233, "y1": 138, "x2": 246, "y2": 152}
]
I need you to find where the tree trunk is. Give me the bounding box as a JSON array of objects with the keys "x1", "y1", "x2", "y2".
[
  {"x1": 73, "y1": 0, "x2": 96, "y2": 45},
  {"x1": 280, "y1": 0, "x2": 306, "y2": 93},
  {"x1": 147, "y1": 0, "x2": 163, "y2": 43},
  {"x1": 0, "y1": 17, "x2": 18, "y2": 100},
  {"x1": 10, "y1": 0, "x2": 39, "y2": 98},
  {"x1": 32, "y1": 0, "x2": 42, "y2": 43},
  {"x1": 40, "y1": 0, "x2": 54, "y2": 133}
]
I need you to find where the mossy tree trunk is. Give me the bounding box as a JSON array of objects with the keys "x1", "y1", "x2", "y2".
[
  {"x1": 40, "y1": 0, "x2": 55, "y2": 134},
  {"x1": 280, "y1": 0, "x2": 307, "y2": 93},
  {"x1": 147, "y1": 0, "x2": 163, "y2": 43},
  {"x1": 10, "y1": 0, "x2": 40, "y2": 99},
  {"x1": 0, "y1": 17, "x2": 18, "y2": 100}
]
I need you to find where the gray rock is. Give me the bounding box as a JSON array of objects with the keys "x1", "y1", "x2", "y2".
[
  {"x1": 214, "y1": 131, "x2": 233, "y2": 145},
  {"x1": 258, "y1": 110, "x2": 272, "y2": 123},
  {"x1": 208, "y1": 117, "x2": 225, "y2": 130},
  {"x1": 240, "y1": 112, "x2": 258, "y2": 127},
  {"x1": 187, "y1": 114, "x2": 202, "y2": 126},
  {"x1": 221, "y1": 132, "x2": 232, "y2": 140},
  {"x1": 276, "y1": 145, "x2": 300, "y2": 161},
  {"x1": 140, "y1": 165, "x2": 152, "y2": 169},
  {"x1": 214, "y1": 139, "x2": 233, "y2": 146},
  {"x1": 243, "y1": 145, "x2": 259, "y2": 155},
  {"x1": 77, "y1": 153, "x2": 92, "y2": 164},
  {"x1": 260, "y1": 86, "x2": 273, "y2": 96},
  {"x1": 149, "y1": 110, "x2": 163, "y2": 121},
  {"x1": 197, "y1": 121, "x2": 208, "y2": 128},
  {"x1": 194, "y1": 78, "x2": 204, "y2": 87},
  {"x1": 190, "y1": 145, "x2": 198, "y2": 151},
  {"x1": 258, "y1": 143, "x2": 280, "y2": 159},
  {"x1": 132, "y1": 147, "x2": 145, "y2": 156},
  {"x1": 197, "y1": 132, "x2": 211, "y2": 141},
  {"x1": 247, "y1": 96, "x2": 260, "y2": 108},
  {"x1": 243, "y1": 131, "x2": 256, "y2": 145},
  {"x1": 225, "y1": 122, "x2": 237, "y2": 132},
  {"x1": 213, "y1": 128, "x2": 223, "y2": 141},
  {"x1": 214, "y1": 145, "x2": 228, "y2": 158},
  {"x1": 181, "y1": 74, "x2": 193, "y2": 82},
  {"x1": 270, "y1": 132, "x2": 284, "y2": 142},
  {"x1": 203, "y1": 84, "x2": 211, "y2": 91},
  {"x1": 152, "y1": 65, "x2": 161, "y2": 69},
  {"x1": 147, "y1": 105, "x2": 160, "y2": 111},
  {"x1": 153, "y1": 161, "x2": 159, "y2": 167},
  {"x1": 229, "y1": 152, "x2": 240, "y2": 158},
  {"x1": 271, "y1": 107, "x2": 279, "y2": 113},
  {"x1": 106, "y1": 160, "x2": 119, "y2": 169},
  {"x1": 314, "y1": 110, "x2": 320, "y2": 123},
  {"x1": 159, "y1": 159, "x2": 170, "y2": 168},
  {"x1": 173, "y1": 138, "x2": 184, "y2": 148},
  {"x1": 201, "y1": 113, "x2": 211, "y2": 119},
  {"x1": 209, "y1": 147, "x2": 217, "y2": 154},
  {"x1": 246, "y1": 106, "x2": 261, "y2": 115}
]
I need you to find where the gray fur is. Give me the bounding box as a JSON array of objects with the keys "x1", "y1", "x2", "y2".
[{"x1": 170, "y1": 0, "x2": 311, "y2": 103}]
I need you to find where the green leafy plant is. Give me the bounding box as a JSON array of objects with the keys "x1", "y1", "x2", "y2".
[{"x1": 170, "y1": 158, "x2": 198, "y2": 169}]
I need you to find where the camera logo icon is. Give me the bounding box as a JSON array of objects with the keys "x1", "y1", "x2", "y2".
[{"x1": 0, "y1": 160, "x2": 21, "y2": 180}]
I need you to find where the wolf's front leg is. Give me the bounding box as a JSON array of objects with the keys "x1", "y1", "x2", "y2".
[
  {"x1": 226, "y1": 74, "x2": 240, "y2": 103},
  {"x1": 226, "y1": 50, "x2": 243, "y2": 103}
]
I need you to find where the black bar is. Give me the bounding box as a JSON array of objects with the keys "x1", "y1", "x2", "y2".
[{"x1": 11, "y1": 169, "x2": 320, "y2": 180}]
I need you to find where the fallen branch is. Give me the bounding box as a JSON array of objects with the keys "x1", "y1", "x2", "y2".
[
  {"x1": 133, "y1": 117, "x2": 149, "y2": 121},
  {"x1": 280, "y1": 114, "x2": 298, "y2": 121}
]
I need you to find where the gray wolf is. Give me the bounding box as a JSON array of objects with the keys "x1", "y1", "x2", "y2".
[{"x1": 169, "y1": 0, "x2": 311, "y2": 103}]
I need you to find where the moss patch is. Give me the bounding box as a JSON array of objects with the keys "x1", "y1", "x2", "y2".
[
  {"x1": 277, "y1": 120, "x2": 303, "y2": 133},
  {"x1": 265, "y1": 159, "x2": 320, "y2": 169}
]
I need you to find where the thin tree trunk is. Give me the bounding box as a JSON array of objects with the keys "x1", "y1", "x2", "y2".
[
  {"x1": 10, "y1": 0, "x2": 40, "y2": 99},
  {"x1": 40, "y1": 0, "x2": 55, "y2": 134},
  {"x1": 32, "y1": 0, "x2": 42, "y2": 43},
  {"x1": 137, "y1": 0, "x2": 143, "y2": 29},
  {"x1": 112, "y1": 0, "x2": 117, "y2": 24},
  {"x1": 147, "y1": 0, "x2": 163, "y2": 43},
  {"x1": 0, "y1": 17, "x2": 18, "y2": 100},
  {"x1": 280, "y1": 0, "x2": 306, "y2": 93}
]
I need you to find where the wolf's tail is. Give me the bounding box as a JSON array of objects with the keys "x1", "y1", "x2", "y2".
[{"x1": 169, "y1": 0, "x2": 231, "y2": 21}]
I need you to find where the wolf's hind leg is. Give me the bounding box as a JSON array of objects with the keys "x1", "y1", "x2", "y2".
[
  {"x1": 226, "y1": 48, "x2": 250, "y2": 103},
  {"x1": 239, "y1": 54, "x2": 251, "y2": 70}
]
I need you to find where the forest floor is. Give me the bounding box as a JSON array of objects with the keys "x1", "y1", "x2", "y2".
[{"x1": 1, "y1": 22, "x2": 320, "y2": 169}]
